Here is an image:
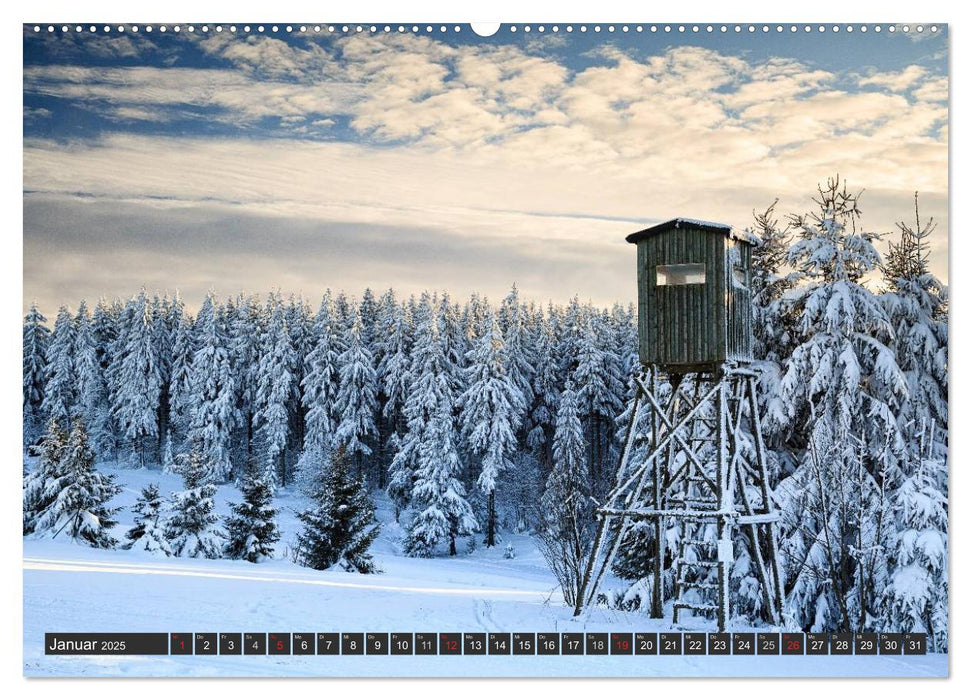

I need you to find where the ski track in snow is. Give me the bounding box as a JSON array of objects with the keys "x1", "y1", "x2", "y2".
[{"x1": 24, "y1": 557, "x2": 549, "y2": 598}]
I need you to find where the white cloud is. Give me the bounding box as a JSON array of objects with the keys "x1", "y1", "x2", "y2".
[
  {"x1": 859, "y1": 64, "x2": 928, "y2": 91},
  {"x1": 913, "y1": 76, "x2": 949, "y2": 102}
]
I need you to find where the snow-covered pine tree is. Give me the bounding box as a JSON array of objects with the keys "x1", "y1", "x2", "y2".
[
  {"x1": 609, "y1": 302, "x2": 639, "y2": 385},
  {"x1": 169, "y1": 314, "x2": 196, "y2": 442},
  {"x1": 374, "y1": 290, "x2": 412, "y2": 484},
  {"x1": 152, "y1": 295, "x2": 177, "y2": 462},
  {"x1": 556, "y1": 296, "x2": 586, "y2": 381},
  {"x1": 91, "y1": 299, "x2": 117, "y2": 375},
  {"x1": 536, "y1": 381, "x2": 593, "y2": 606},
  {"x1": 334, "y1": 310, "x2": 379, "y2": 479},
  {"x1": 31, "y1": 418, "x2": 120, "y2": 548},
  {"x1": 879, "y1": 194, "x2": 948, "y2": 650},
  {"x1": 359, "y1": 287, "x2": 378, "y2": 350},
  {"x1": 254, "y1": 296, "x2": 296, "y2": 487},
  {"x1": 296, "y1": 292, "x2": 340, "y2": 491},
  {"x1": 387, "y1": 293, "x2": 439, "y2": 515},
  {"x1": 572, "y1": 315, "x2": 624, "y2": 492},
  {"x1": 167, "y1": 311, "x2": 195, "y2": 442},
  {"x1": 228, "y1": 294, "x2": 263, "y2": 471},
  {"x1": 111, "y1": 292, "x2": 162, "y2": 466},
  {"x1": 525, "y1": 311, "x2": 558, "y2": 473},
  {"x1": 333, "y1": 291, "x2": 352, "y2": 356},
  {"x1": 223, "y1": 474, "x2": 280, "y2": 563},
  {"x1": 41, "y1": 306, "x2": 76, "y2": 427},
  {"x1": 459, "y1": 313, "x2": 526, "y2": 547},
  {"x1": 73, "y1": 300, "x2": 113, "y2": 459},
  {"x1": 23, "y1": 418, "x2": 68, "y2": 535},
  {"x1": 749, "y1": 200, "x2": 795, "y2": 365},
  {"x1": 91, "y1": 298, "x2": 120, "y2": 458},
  {"x1": 187, "y1": 294, "x2": 238, "y2": 482},
  {"x1": 161, "y1": 429, "x2": 176, "y2": 474},
  {"x1": 437, "y1": 292, "x2": 467, "y2": 397},
  {"x1": 498, "y1": 285, "x2": 535, "y2": 431},
  {"x1": 463, "y1": 292, "x2": 490, "y2": 340},
  {"x1": 23, "y1": 301, "x2": 50, "y2": 446},
  {"x1": 772, "y1": 177, "x2": 908, "y2": 631},
  {"x1": 881, "y1": 448, "x2": 948, "y2": 651},
  {"x1": 406, "y1": 395, "x2": 478, "y2": 556},
  {"x1": 166, "y1": 446, "x2": 224, "y2": 558},
  {"x1": 881, "y1": 194, "x2": 948, "y2": 458},
  {"x1": 285, "y1": 294, "x2": 313, "y2": 465},
  {"x1": 123, "y1": 483, "x2": 171, "y2": 556},
  {"x1": 294, "y1": 447, "x2": 380, "y2": 573}
]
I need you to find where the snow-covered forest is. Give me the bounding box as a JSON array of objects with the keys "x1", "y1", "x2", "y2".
[{"x1": 22, "y1": 179, "x2": 948, "y2": 648}]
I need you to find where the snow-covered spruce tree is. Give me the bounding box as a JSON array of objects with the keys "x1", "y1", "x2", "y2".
[
  {"x1": 104, "y1": 297, "x2": 132, "y2": 429},
  {"x1": 167, "y1": 306, "x2": 195, "y2": 444},
  {"x1": 31, "y1": 418, "x2": 120, "y2": 548},
  {"x1": 254, "y1": 296, "x2": 295, "y2": 487},
  {"x1": 23, "y1": 418, "x2": 68, "y2": 535},
  {"x1": 525, "y1": 312, "x2": 559, "y2": 473},
  {"x1": 285, "y1": 294, "x2": 313, "y2": 463},
  {"x1": 498, "y1": 285, "x2": 535, "y2": 432},
  {"x1": 437, "y1": 292, "x2": 467, "y2": 397},
  {"x1": 459, "y1": 313, "x2": 526, "y2": 548},
  {"x1": 225, "y1": 295, "x2": 262, "y2": 471},
  {"x1": 111, "y1": 292, "x2": 162, "y2": 466},
  {"x1": 74, "y1": 300, "x2": 114, "y2": 459},
  {"x1": 294, "y1": 447, "x2": 380, "y2": 573},
  {"x1": 608, "y1": 302, "x2": 639, "y2": 386},
  {"x1": 296, "y1": 292, "x2": 340, "y2": 492},
  {"x1": 166, "y1": 446, "x2": 224, "y2": 558},
  {"x1": 881, "y1": 449, "x2": 947, "y2": 650},
  {"x1": 91, "y1": 299, "x2": 120, "y2": 458},
  {"x1": 572, "y1": 315, "x2": 625, "y2": 492},
  {"x1": 152, "y1": 295, "x2": 177, "y2": 462},
  {"x1": 387, "y1": 294, "x2": 440, "y2": 515},
  {"x1": 406, "y1": 396, "x2": 478, "y2": 556},
  {"x1": 41, "y1": 306, "x2": 76, "y2": 427},
  {"x1": 375, "y1": 290, "x2": 412, "y2": 483},
  {"x1": 536, "y1": 381, "x2": 593, "y2": 607},
  {"x1": 749, "y1": 200, "x2": 795, "y2": 365},
  {"x1": 463, "y1": 292, "x2": 490, "y2": 339},
  {"x1": 881, "y1": 194, "x2": 948, "y2": 457},
  {"x1": 223, "y1": 474, "x2": 279, "y2": 563},
  {"x1": 333, "y1": 310, "x2": 379, "y2": 478},
  {"x1": 332, "y1": 292, "x2": 352, "y2": 355},
  {"x1": 556, "y1": 296, "x2": 587, "y2": 381},
  {"x1": 187, "y1": 294, "x2": 238, "y2": 482},
  {"x1": 878, "y1": 195, "x2": 948, "y2": 650},
  {"x1": 23, "y1": 301, "x2": 50, "y2": 446},
  {"x1": 359, "y1": 287, "x2": 378, "y2": 347},
  {"x1": 771, "y1": 178, "x2": 908, "y2": 632},
  {"x1": 123, "y1": 483, "x2": 171, "y2": 556},
  {"x1": 161, "y1": 429, "x2": 176, "y2": 474}
]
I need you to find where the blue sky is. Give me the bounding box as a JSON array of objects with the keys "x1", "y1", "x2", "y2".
[{"x1": 23, "y1": 24, "x2": 949, "y2": 312}]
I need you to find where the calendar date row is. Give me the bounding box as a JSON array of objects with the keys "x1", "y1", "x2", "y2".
[{"x1": 46, "y1": 632, "x2": 927, "y2": 656}]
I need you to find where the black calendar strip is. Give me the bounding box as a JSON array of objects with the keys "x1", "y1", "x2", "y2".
[{"x1": 45, "y1": 632, "x2": 927, "y2": 656}]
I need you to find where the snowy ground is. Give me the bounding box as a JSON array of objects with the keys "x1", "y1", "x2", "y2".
[{"x1": 23, "y1": 466, "x2": 948, "y2": 677}]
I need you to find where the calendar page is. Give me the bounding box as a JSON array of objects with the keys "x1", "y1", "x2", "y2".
[{"x1": 22, "y1": 21, "x2": 949, "y2": 678}]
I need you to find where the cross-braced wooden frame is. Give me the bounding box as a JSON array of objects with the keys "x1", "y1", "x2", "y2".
[{"x1": 573, "y1": 364, "x2": 784, "y2": 631}]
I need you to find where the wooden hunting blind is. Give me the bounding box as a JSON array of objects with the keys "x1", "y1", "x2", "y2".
[
  {"x1": 574, "y1": 216, "x2": 783, "y2": 633},
  {"x1": 625, "y1": 218, "x2": 758, "y2": 371}
]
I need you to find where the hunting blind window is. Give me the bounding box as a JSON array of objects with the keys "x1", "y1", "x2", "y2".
[{"x1": 656, "y1": 263, "x2": 706, "y2": 286}]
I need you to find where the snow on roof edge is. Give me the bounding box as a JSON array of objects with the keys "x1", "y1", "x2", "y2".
[{"x1": 626, "y1": 217, "x2": 763, "y2": 246}]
